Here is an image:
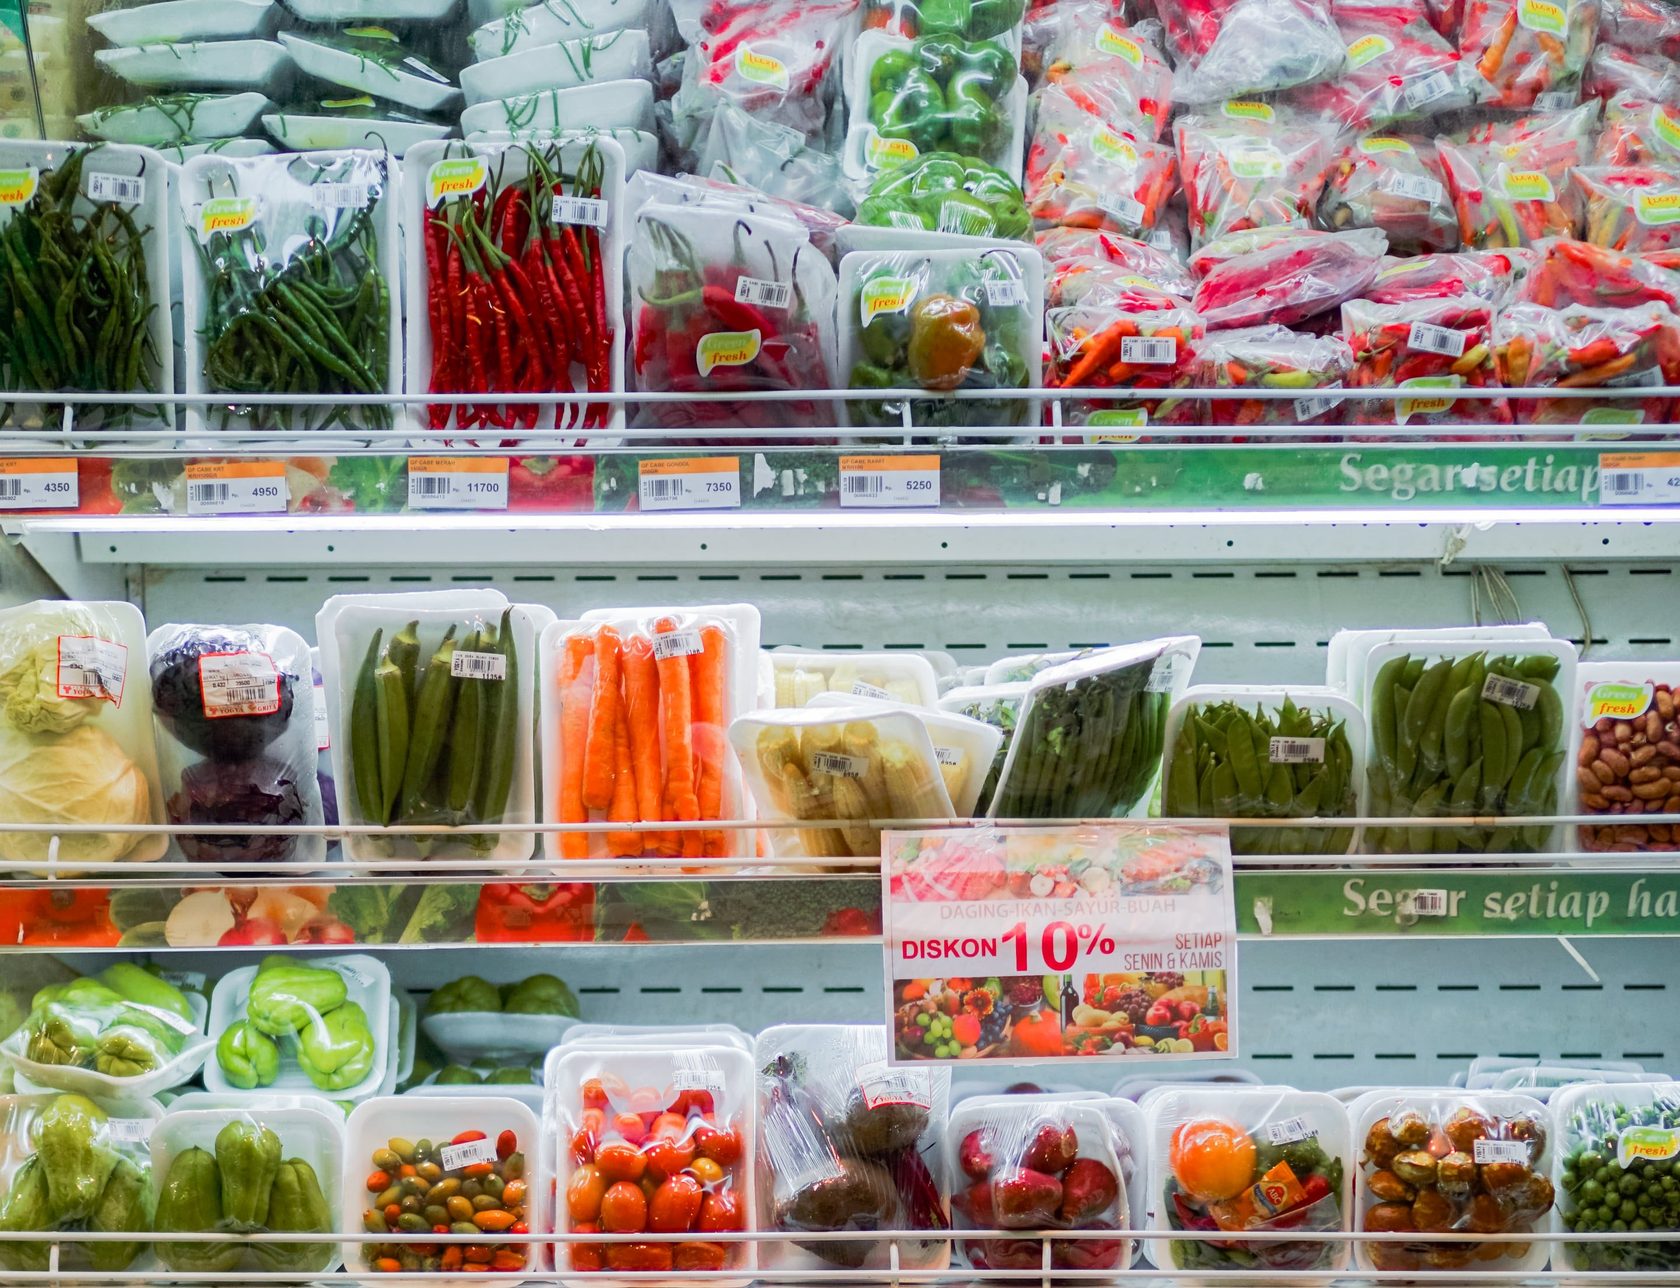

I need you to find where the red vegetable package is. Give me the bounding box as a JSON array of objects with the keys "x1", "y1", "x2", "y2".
[
  {"x1": 1598, "y1": 0, "x2": 1680, "y2": 57},
  {"x1": 1511, "y1": 235, "x2": 1680, "y2": 308},
  {"x1": 1362, "y1": 248, "x2": 1528, "y2": 302},
  {"x1": 1585, "y1": 43, "x2": 1680, "y2": 102},
  {"x1": 1594, "y1": 92, "x2": 1680, "y2": 165},
  {"x1": 555, "y1": 1043, "x2": 753, "y2": 1275},
  {"x1": 1289, "y1": 0, "x2": 1475, "y2": 128},
  {"x1": 1026, "y1": 87, "x2": 1180, "y2": 236},
  {"x1": 1459, "y1": 0, "x2": 1600, "y2": 109},
  {"x1": 1190, "y1": 226, "x2": 1387, "y2": 329},
  {"x1": 1037, "y1": 226, "x2": 1195, "y2": 294},
  {"x1": 1176, "y1": 103, "x2": 1343, "y2": 249},
  {"x1": 628, "y1": 203, "x2": 837, "y2": 429},
  {"x1": 1569, "y1": 165, "x2": 1680, "y2": 254},
  {"x1": 1042, "y1": 240, "x2": 1196, "y2": 298},
  {"x1": 1040, "y1": 6, "x2": 1174, "y2": 138},
  {"x1": 1435, "y1": 103, "x2": 1597, "y2": 247},
  {"x1": 1046, "y1": 283, "x2": 1203, "y2": 427},
  {"x1": 1495, "y1": 299, "x2": 1680, "y2": 424},
  {"x1": 1320, "y1": 135, "x2": 1459, "y2": 252},
  {"x1": 1168, "y1": 0, "x2": 1347, "y2": 104},
  {"x1": 1341, "y1": 293, "x2": 1510, "y2": 424},
  {"x1": 1197, "y1": 323, "x2": 1353, "y2": 425}
]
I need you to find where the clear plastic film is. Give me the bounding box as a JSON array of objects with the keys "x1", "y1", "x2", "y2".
[
  {"x1": 0, "y1": 599, "x2": 165, "y2": 870},
  {"x1": 1341, "y1": 293, "x2": 1509, "y2": 426},
  {"x1": 1149, "y1": 1085, "x2": 1351, "y2": 1272},
  {"x1": 1036, "y1": 227, "x2": 1194, "y2": 292},
  {"x1": 1586, "y1": 46, "x2": 1680, "y2": 104},
  {"x1": 1169, "y1": 0, "x2": 1346, "y2": 104},
  {"x1": 1600, "y1": 0, "x2": 1680, "y2": 55},
  {"x1": 769, "y1": 650, "x2": 939, "y2": 707},
  {"x1": 1174, "y1": 102, "x2": 1342, "y2": 250},
  {"x1": 1459, "y1": 0, "x2": 1599, "y2": 109},
  {"x1": 1321, "y1": 135, "x2": 1459, "y2": 254},
  {"x1": 853, "y1": 150, "x2": 1034, "y2": 238},
  {"x1": 1352, "y1": 1090, "x2": 1554, "y2": 1272},
  {"x1": 697, "y1": 103, "x2": 856, "y2": 222},
  {"x1": 1596, "y1": 92, "x2": 1680, "y2": 166},
  {"x1": 1025, "y1": 87, "x2": 1179, "y2": 236},
  {"x1": 948, "y1": 1095, "x2": 1131, "y2": 1271},
  {"x1": 1191, "y1": 227, "x2": 1386, "y2": 329},
  {"x1": 1494, "y1": 298, "x2": 1680, "y2": 425},
  {"x1": 938, "y1": 681, "x2": 1028, "y2": 814},
  {"x1": 1554, "y1": 1080, "x2": 1680, "y2": 1269},
  {"x1": 1195, "y1": 324, "x2": 1352, "y2": 428},
  {"x1": 860, "y1": 0, "x2": 1027, "y2": 44},
  {"x1": 150, "y1": 1101, "x2": 340, "y2": 1275},
  {"x1": 1435, "y1": 102, "x2": 1599, "y2": 248},
  {"x1": 1569, "y1": 164, "x2": 1680, "y2": 255},
  {"x1": 754, "y1": 1023, "x2": 951, "y2": 1272},
  {"x1": 147, "y1": 623, "x2": 324, "y2": 872},
  {"x1": 0, "y1": 1092, "x2": 161, "y2": 1275},
  {"x1": 626, "y1": 170, "x2": 850, "y2": 261},
  {"x1": 1362, "y1": 248, "x2": 1529, "y2": 303},
  {"x1": 1045, "y1": 285, "x2": 1202, "y2": 429},
  {"x1": 1290, "y1": 0, "x2": 1474, "y2": 128},
  {"x1": 804, "y1": 692, "x2": 1002, "y2": 817},
  {"x1": 1509, "y1": 234, "x2": 1678, "y2": 309},
  {"x1": 1571, "y1": 660, "x2": 1680, "y2": 852},
  {"x1": 1036, "y1": 8, "x2": 1174, "y2": 139}
]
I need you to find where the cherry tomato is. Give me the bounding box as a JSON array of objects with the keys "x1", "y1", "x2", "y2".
[
  {"x1": 628, "y1": 1085, "x2": 664, "y2": 1115},
  {"x1": 668, "y1": 1089, "x2": 715, "y2": 1116},
  {"x1": 694, "y1": 1122, "x2": 743, "y2": 1166},
  {"x1": 594, "y1": 1142, "x2": 647, "y2": 1183},
  {"x1": 643, "y1": 1121, "x2": 697, "y2": 1179},
  {"x1": 566, "y1": 1164, "x2": 606, "y2": 1224},
  {"x1": 675, "y1": 1241, "x2": 729, "y2": 1271},
  {"x1": 606, "y1": 1243, "x2": 673, "y2": 1271},
  {"x1": 600, "y1": 1181, "x2": 649, "y2": 1234},
  {"x1": 611, "y1": 1111, "x2": 649, "y2": 1146},
  {"x1": 570, "y1": 1108, "x2": 605, "y2": 1165},
  {"x1": 569, "y1": 1223, "x2": 604, "y2": 1272},
  {"x1": 696, "y1": 1189, "x2": 744, "y2": 1233},
  {"x1": 690, "y1": 1156, "x2": 725, "y2": 1186},
  {"x1": 649, "y1": 1173, "x2": 704, "y2": 1233},
  {"x1": 581, "y1": 1078, "x2": 610, "y2": 1111}
]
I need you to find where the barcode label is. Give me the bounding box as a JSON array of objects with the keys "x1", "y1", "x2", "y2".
[
  {"x1": 1381, "y1": 171, "x2": 1445, "y2": 204},
  {"x1": 1145, "y1": 657, "x2": 1177, "y2": 692},
  {"x1": 852, "y1": 681, "x2": 891, "y2": 700},
  {"x1": 0, "y1": 458, "x2": 78, "y2": 510},
  {"x1": 314, "y1": 181, "x2": 371, "y2": 209},
  {"x1": 440, "y1": 1137, "x2": 499, "y2": 1171},
  {"x1": 451, "y1": 649, "x2": 507, "y2": 681},
  {"x1": 1606, "y1": 366, "x2": 1663, "y2": 389},
  {"x1": 408, "y1": 457, "x2": 508, "y2": 511},
  {"x1": 1149, "y1": 229, "x2": 1175, "y2": 251},
  {"x1": 984, "y1": 278, "x2": 1025, "y2": 307},
  {"x1": 106, "y1": 1119, "x2": 151, "y2": 1145},
  {"x1": 86, "y1": 172, "x2": 143, "y2": 205},
  {"x1": 314, "y1": 681, "x2": 330, "y2": 751},
  {"x1": 1408, "y1": 322, "x2": 1466, "y2": 357},
  {"x1": 839, "y1": 454, "x2": 940, "y2": 509},
  {"x1": 1474, "y1": 1138, "x2": 1532, "y2": 1164},
  {"x1": 1605, "y1": 470, "x2": 1643, "y2": 496},
  {"x1": 857, "y1": 1060, "x2": 932, "y2": 1109},
  {"x1": 56, "y1": 635, "x2": 127, "y2": 704},
  {"x1": 553, "y1": 195, "x2": 608, "y2": 227},
  {"x1": 735, "y1": 276, "x2": 792, "y2": 310},
  {"x1": 1295, "y1": 386, "x2": 1345, "y2": 422},
  {"x1": 159, "y1": 969, "x2": 205, "y2": 991},
  {"x1": 1482, "y1": 673, "x2": 1541, "y2": 710},
  {"x1": 1401, "y1": 69, "x2": 1454, "y2": 109},
  {"x1": 1103, "y1": 195, "x2": 1147, "y2": 228},
  {"x1": 198, "y1": 651, "x2": 282, "y2": 718},
  {"x1": 672, "y1": 1057, "x2": 727, "y2": 1096},
  {"x1": 809, "y1": 751, "x2": 866, "y2": 777},
  {"x1": 653, "y1": 630, "x2": 704, "y2": 660},
  {"x1": 1268, "y1": 736, "x2": 1326, "y2": 764},
  {"x1": 1535, "y1": 90, "x2": 1575, "y2": 110},
  {"x1": 844, "y1": 474, "x2": 884, "y2": 496},
  {"x1": 1264, "y1": 1116, "x2": 1314, "y2": 1144},
  {"x1": 1599, "y1": 452, "x2": 1680, "y2": 504},
  {"x1": 1407, "y1": 888, "x2": 1450, "y2": 916},
  {"x1": 1122, "y1": 336, "x2": 1176, "y2": 365},
  {"x1": 185, "y1": 461, "x2": 286, "y2": 515},
  {"x1": 934, "y1": 744, "x2": 962, "y2": 766},
  {"x1": 638, "y1": 457, "x2": 740, "y2": 511}
]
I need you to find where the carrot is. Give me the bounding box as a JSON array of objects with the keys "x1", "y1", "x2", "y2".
[
  {"x1": 622, "y1": 633, "x2": 671, "y2": 855},
  {"x1": 1477, "y1": 9, "x2": 1517, "y2": 80},
  {"x1": 581, "y1": 626, "x2": 622, "y2": 811},
  {"x1": 1060, "y1": 320, "x2": 1136, "y2": 387},
  {"x1": 651, "y1": 617, "x2": 701, "y2": 858},
  {"x1": 558, "y1": 634, "x2": 594, "y2": 860},
  {"x1": 1560, "y1": 353, "x2": 1638, "y2": 385},
  {"x1": 606, "y1": 702, "x2": 640, "y2": 857},
  {"x1": 688, "y1": 623, "x2": 729, "y2": 857}
]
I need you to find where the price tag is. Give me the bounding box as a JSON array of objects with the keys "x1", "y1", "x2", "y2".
[
  {"x1": 1599, "y1": 451, "x2": 1680, "y2": 505},
  {"x1": 0, "y1": 458, "x2": 78, "y2": 510},
  {"x1": 1102, "y1": 195, "x2": 1147, "y2": 228},
  {"x1": 440, "y1": 1137, "x2": 499, "y2": 1171},
  {"x1": 451, "y1": 650, "x2": 507, "y2": 680},
  {"x1": 934, "y1": 744, "x2": 963, "y2": 767},
  {"x1": 653, "y1": 629, "x2": 704, "y2": 660},
  {"x1": 86, "y1": 172, "x2": 144, "y2": 205},
  {"x1": 858, "y1": 1060, "x2": 932, "y2": 1109},
  {"x1": 199, "y1": 651, "x2": 282, "y2": 717},
  {"x1": 853, "y1": 681, "x2": 891, "y2": 700},
  {"x1": 313, "y1": 181, "x2": 371, "y2": 209},
  {"x1": 552, "y1": 195, "x2": 608, "y2": 227},
  {"x1": 883, "y1": 823, "x2": 1236, "y2": 1064},
  {"x1": 984, "y1": 278, "x2": 1026, "y2": 307},
  {"x1": 185, "y1": 460, "x2": 287, "y2": 515},
  {"x1": 672, "y1": 1058, "x2": 727, "y2": 1096},
  {"x1": 107, "y1": 1119, "x2": 152, "y2": 1145},
  {"x1": 1408, "y1": 322, "x2": 1467, "y2": 357},
  {"x1": 1121, "y1": 335, "x2": 1176, "y2": 365},
  {"x1": 638, "y1": 457, "x2": 740, "y2": 511},
  {"x1": 1294, "y1": 386, "x2": 1345, "y2": 422},
  {"x1": 1482, "y1": 673, "x2": 1540, "y2": 710},
  {"x1": 1381, "y1": 171, "x2": 1445, "y2": 204},
  {"x1": 159, "y1": 969, "x2": 206, "y2": 992},
  {"x1": 1474, "y1": 1138, "x2": 1532, "y2": 1165},
  {"x1": 839, "y1": 454, "x2": 940, "y2": 508},
  {"x1": 1264, "y1": 1116, "x2": 1314, "y2": 1145},
  {"x1": 1268, "y1": 736, "x2": 1325, "y2": 764},
  {"x1": 408, "y1": 456, "x2": 508, "y2": 511},
  {"x1": 56, "y1": 635, "x2": 127, "y2": 704},
  {"x1": 809, "y1": 751, "x2": 866, "y2": 778},
  {"x1": 313, "y1": 681, "x2": 331, "y2": 752},
  {"x1": 734, "y1": 276, "x2": 792, "y2": 310}
]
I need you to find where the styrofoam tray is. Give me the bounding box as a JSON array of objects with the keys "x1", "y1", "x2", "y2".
[
  {"x1": 97, "y1": 39, "x2": 291, "y2": 94},
  {"x1": 459, "y1": 77, "x2": 652, "y2": 135},
  {"x1": 284, "y1": 0, "x2": 458, "y2": 20},
  {"x1": 279, "y1": 31, "x2": 461, "y2": 114},
  {"x1": 157, "y1": 138, "x2": 277, "y2": 161},
  {"x1": 408, "y1": 1081, "x2": 545, "y2": 1111},
  {"x1": 461, "y1": 28, "x2": 649, "y2": 105},
  {"x1": 80, "y1": 91, "x2": 268, "y2": 143},
  {"x1": 468, "y1": 0, "x2": 651, "y2": 61},
  {"x1": 2, "y1": 991, "x2": 209, "y2": 1099},
  {"x1": 806, "y1": 690, "x2": 1002, "y2": 817},
  {"x1": 465, "y1": 125, "x2": 657, "y2": 173},
  {"x1": 421, "y1": 1010, "x2": 580, "y2": 1060},
  {"x1": 87, "y1": 0, "x2": 276, "y2": 45},
  {"x1": 768, "y1": 647, "x2": 939, "y2": 707},
  {"x1": 263, "y1": 112, "x2": 450, "y2": 157}
]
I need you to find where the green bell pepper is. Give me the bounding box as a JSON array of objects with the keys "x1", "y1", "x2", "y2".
[
  {"x1": 857, "y1": 152, "x2": 1030, "y2": 241},
  {"x1": 247, "y1": 962, "x2": 348, "y2": 1037},
  {"x1": 98, "y1": 963, "x2": 194, "y2": 1024},
  {"x1": 869, "y1": 47, "x2": 918, "y2": 96},
  {"x1": 500, "y1": 973, "x2": 579, "y2": 1016},
  {"x1": 912, "y1": 0, "x2": 969, "y2": 37},
  {"x1": 217, "y1": 1021, "x2": 280, "y2": 1090},
  {"x1": 425, "y1": 975, "x2": 501, "y2": 1015},
  {"x1": 216, "y1": 1120, "x2": 281, "y2": 1230},
  {"x1": 295, "y1": 1000, "x2": 376, "y2": 1092},
  {"x1": 872, "y1": 69, "x2": 947, "y2": 152}
]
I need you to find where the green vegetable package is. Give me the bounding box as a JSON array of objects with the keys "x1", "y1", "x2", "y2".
[
  {"x1": 938, "y1": 682, "x2": 1023, "y2": 815},
  {"x1": 7, "y1": 967, "x2": 205, "y2": 1090},
  {"x1": 856, "y1": 150, "x2": 1031, "y2": 239},
  {"x1": 1557, "y1": 1080, "x2": 1680, "y2": 1271},
  {"x1": 0, "y1": 1093, "x2": 155, "y2": 1273},
  {"x1": 212, "y1": 954, "x2": 387, "y2": 1097}
]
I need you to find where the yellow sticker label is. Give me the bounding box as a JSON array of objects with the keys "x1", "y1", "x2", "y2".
[
  {"x1": 1229, "y1": 143, "x2": 1285, "y2": 179},
  {"x1": 1091, "y1": 127, "x2": 1140, "y2": 169},
  {"x1": 1345, "y1": 33, "x2": 1393, "y2": 68},
  {"x1": 865, "y1": 129, "x2": 919, "y2": 167},
  {"x1": 1096, "y1": 23, "x2": 1143, "y2": 66},
  {"x1": 860, "y1": 277, "x2": 917, "y2": 326},
  {"x1": 1499, "y1": 169, "x2": 1555, "y2": 201},
  {"x1": 735, "y1": 44, "x2": 789, "y2": 89},
  {"x1": 1517, "y1": 0, "x2": 1566, "y2": 34},
  {"x1": 697, "y1": 328, "x2": 761, "y2": 376},
  {"x1": 1358, "y1": 135, "x2": 1415, "y2": 156},
  {"x1": 427, "y1": 157, "x2": 487, "y2": 207},
  {"x1": 1636, "y1": 191, "x2": 1680, "y2": 225},
  {"x1": 1396, "y1": 374, "x2": 1460, "y2": 423},
  {"x1": 0, "y1": 166, "x2": 36, "y2": 206},
  {"x1": 1585, "y1": 680, "x2": 1655, "y2": 724},
  {"x1": 1654, "y1": 105, "x2": 1680, "y2": 153},
  {"x1": 198, "y1": 195, "x2": 257, "y2": 240},
  {"x1": 1221, "y1": 100, "x2": 1274, "y2": 122}
]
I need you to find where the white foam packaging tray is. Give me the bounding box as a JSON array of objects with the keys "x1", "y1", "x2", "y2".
[
  {"x1": 2, "y1": 992, "x2": 210, "y2": 1099},
  {"x1": 461, "y1": 28, "x2": 651, "y2": 105}
]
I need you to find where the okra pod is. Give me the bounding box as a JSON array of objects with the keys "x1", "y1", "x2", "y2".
[
  {"x1": 350, "y1": 627, "x2": 384, "y2": 826},
  {"x1": 400, "y1": 625, "x2": 459, "y2": 823}
]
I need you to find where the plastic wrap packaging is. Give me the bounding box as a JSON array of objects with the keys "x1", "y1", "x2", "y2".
[
  {"x1": 854, "y1": 151, "x2": 1034, "y2": 239},
  {"x1": 988, "y1": 637, "x2": 1199, "y2": 818},
  {"x1": 1025, "y1": 89, "x2": 1179, "y2": 236},
  {"x1": 1045, "y1": 282, "x2": 1202, "y2": 429},
  {"x1": 1358, "y1": 639, "x2": 1577, "y2": 854},
  {"x1": 769, "y1": 649, "x2": 939, "y2": 708},
  {"x1": 1037, "y1": 9, "x2": 1174, "y2": 140},
  {"x1": 0, "y1": 600, "x2": 166, "y2": 870},
  {"x1": 178, "y1": 150, "x2": 400, "y2": 433},
  {"x1": 3, "y1": 968, "x2": 209, "y2": 1099},
  {"x1": 937, "y1": 682, "x2": 1026, "y2": 814},
  {"x1": 1169, "y1": 0, "x2": 1346, "y2": 104},
  {"x1": 626, "y1": 171, "x2": 851, "y2": 262},
  {"x1": 1328, "y1": 622, "x2": 1555, "y2": 696},
  {"x1": 1194, "y1": 325, "x2": 1352, "y2": 426},
  {"x1": 1292, "y1": 1, "x2": 1475, "y2": 128},
  {"x1": 1435, "y1": 103, "x2": 1598, "y2": 248},
  {"x1": 423, "y1": 973, "x2": 581, "y2": 1064},
  {"x1": 1494, "y1": 299, "x2": 1680, "y2": 425},
  {"x1": 805, "y1": 692, "x2": 1002, "y2": 817},
  {"x1": 548, "y1": 1041, "x2": 752, "y2": 1279},
  {"x1": 1569, "y1": 164, "x2": 1680, "y2": 255},
  {"x1": 1459, "y1": 0, "x2": 1600, "y2": 109},
  {"x1": 1362, "y1": 249, "x2": 1527, "y2": 303},
  {"x1": 1510, "y1": 235, "x2": 1680, "y2": 309},
  {"x1": 1190, "y1": 227, "x2": 1386, "y2": 329},
  {"x1": 1599, "y1": 0, "x2": 1680, "y2": 54},
  {"x1": 344, "y1": 1094, "x2": 541, "y2": 1276},
  {"x1": 0, "y1": 1092, "x2": 162, "y2": 1275},
  {"x1": 1570, "y1": 661, "x2": 1680, "y2": 852},
  {"x1": 318, "y1": 591, "x2": 539, "y2": 866},
  {"x1": 1351, "y1": 1090, "x2": 1554, "y2": 1272},
  {"x1": 207, "y1": 954, "x2": 391, "y2": 1100},
  {"x1": 1037, "y1": 227, "x2": 1194, "y2": 293},
  {"x1": 540, "y1": 609, "x2": 751, "y2": 862},
  {"x1": 1149, "y1": 1085, "x2": 1351, "y2": 1272},
  {"x1": 628, "y1": 201, "x2": 837, "y2": 429},
  {"x1": 1586, "y1": 44, "x2": 1680, "y2": 102},
  {"x1": 147, "y1": 624, "x2": 324, "y2": 872},
  {"x1": 1321, "y1": 135, "x2": 1459, "y2": 254},
  {"x1": 1341, "y1": 293, "x2": 1509, "y2": 426},
  {"x1": 1554, "y1": 1080, "x2": 1680, "y2": 1269},
  {"x1": 1174, "y1": 103, "x2": 1342, "y2": 251},
  {"x1": 696, "y1": 102, "x2": 856, "y2": 220},
  {"x1": 1595, "y1": 92, "x2": 1680, "y2": 165},
  {"x1": 730, "y1": 706, "x2": 954, "y2": 860},
  {"x1": 754, "y1": 1023, "x2": 951, "y2": 1272},
  {"x1": 839, "y1": 245, "x2": 1040, "y2": 430},
  {"x1": 949, "y1": 1095, "x2": 1133, "y2": 1270},
  {"x1": 860, "y1": 0, "x2": 1026, "y2": 43},
  {"x1": 150, "y1": 1101, "x2": 339, "y2": 1274},
  {"x1": 1162, "y1": 685, "x2": 1364, "y2": 854}
]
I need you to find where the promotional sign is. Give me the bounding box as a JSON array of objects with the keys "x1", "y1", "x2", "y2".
[{"x1": 883, "y1": 824, "x2": 1235, "y2": 1063}]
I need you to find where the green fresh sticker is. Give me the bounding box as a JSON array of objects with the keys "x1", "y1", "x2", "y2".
[
  {"x1": 197, "y1": 195, "x2": 257, "y2": 241},
  {"x1": 1228, "y1": 143, "x2": 1285, "y2": 180},
  {"x1": 427, "y1": 157, "x2": 487, "y2": 207},
  {"x1": 697, "y1": 328, "x2": 761, "y2": 376},
  {"x1": 1088, "y1": 409, "x2": 1148, "y2": 432},
  {"x1": 1396, "y1": 374, "x2": 1460, "y2": 424},
  {"x1": 1618, "y1": 1126, "x2": 1680, "y2": 1169},
  {"x1": 865, "y1": 128, "x2": 919, "y2": 168},
  {"x1": 1582, "y1": 407, "x2": 1644, "y2": 426},
  {"x1": 0, "y1": 166, "x2": 36, "y2": 206},
  {"x1": 344, "y1": 23, "x2": 399, "y2": 38},
  {"x1": 734, "y1": 44, "x2": 789, "y2": 89},
  {"x1": 860, "y1": 277, "x2": 917, "y2": 325},
  {"x1": 1654, "y1": 105, "x2": 1680, "y2": 153},
  {"x1": 1517, "y1": 0, "x2": 1567, "y2": 34},
  {"x1": 1345, "y1": 33, "x2": 1392, "y2": 68},
  {"x1": 1585, "y1": 680, "x2": 1654, "y2": 724}
]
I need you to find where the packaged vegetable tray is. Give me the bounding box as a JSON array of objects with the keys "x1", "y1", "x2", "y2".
[
  {"x1": 1553, "y1": 1079, "x2": 1680, "y2": 1268},
  {"x1": 1148, "y1": 1085, "x2": 1351, "y2": 1272},
  {"x1": 1162, "y1": 684, "x2": 1364, "y2": 855},
  {"x1": 769, "y1": 649, "x2": 940, "y2": 708},
  {"x1": 989, "y1": 636, "x2": 1199, "y2": 819},
  {"x1": 150, "y1": 1101, "x2": 341, "y2": 1274},
  {"x1": 1321, "y1": 135, "x2": 1459, "y2": 255},
  {"x1": 1174, "y1": 102, "x2": 1342, "y2": 250},
  {"x1": 853, "y1": 151, "x2": 1033, "y2": 240},
  {"x1": 938, "y1": 680, "x2": 1026, "y2": 814},
  {"x1": 755, "y1": 1023, "x2": 951, "y2": 1271},
  {"x1": 1351, "y1": 1089, "x2": 1554, "y2": 1272},
  {"x1": 807, "y1": 691, "x2": 1004, "y2": 817},
  {"x1": 401, "y1": 136, "x2": 626, "y2": 434},
  {"x1": 0, "y1": 599, "x2": 167, "y2": 870},
  {"x1": 1024, "y1": 85, "x2": 1179, "y2": 238},
  {"x1": 1328, "y1": 622, "x2": 1554, "y2": 697},
  {"x1": 147, "y1": 623, "x2": 325, "y2": 872},
  {"x1": 0, "y1": 1092, "x2": 162, "y2": 1274},
  {"x1": 1494, "y1": 299, "x2": 1680, "y2": 426},
  {"x1": 839, "y1": 243, "x2": 1042, "y2": 429},
  {"x1": 1571, "y1": 660, "x2": 1680, "y2": 852},
  {"x1": 548, "y1": 1041, "x2": 752, "y2": 1278},
  {"x1": 178, "y1": 149, "x2": 401, "y2": 433}
]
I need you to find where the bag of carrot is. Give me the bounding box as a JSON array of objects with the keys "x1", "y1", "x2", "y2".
[
  {"x1": 1459, "y1": 0, "x2": 1599, "y2": 110},
  {"x1": 1435, "y1": 102, "x2": 1597, "y2": 248},
  {"x1": 408, "y1": 136, "x2": 623, "y2": 434},
  {"x1": 1024, "y1": 84, "x2": 1180, "y2": 238},
  {"x1": 1494, "y1": 298, "x2": 1680, "y2": 426},
  {"x1": 1045, "y1": 279, "x2": 1203, "y2": 431},
  {"x1": 1173, "y1": 102, "x2": 1341, "y2": 250}
]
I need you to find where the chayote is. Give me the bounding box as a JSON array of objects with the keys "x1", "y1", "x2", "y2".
[
  {"x1": 85, "y1": 1155, "x2": 152, "y2": 1271},
  {"x1": 247, "y1": 962, "x2": 348, "y2": 1037},
  {"x1": 156, "y1": 1147, "x2": 241, "y2": 1273},
  {"x1": 37, "y1": 1095, "x2": 118, "y2": 1223}
]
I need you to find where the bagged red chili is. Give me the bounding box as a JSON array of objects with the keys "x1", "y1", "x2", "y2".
[
  {"x1": 1321, "y1": 134, "x2": 1459, "y2": 253},
  {"x1": 1600, "y1": 0, "x2": 1680, "y2": 56},
  {"x1": 1289, "y1": 0, "x2": 1474, "y2": 128},
  {"x1": 628, "y1": 203, "x2": 838, "y2": 429},
  {"x1": 1341, "y1": 293, "x2": 1509, "y2": 425},
  {"x1": 1196, "y1": 323, "x2": 1352, "y2": 426},
  {"x1": 1362, "y1": 248, "x2": 1528, "y2": 303},
  {"x1": 1585, "y1": 44, "x2": 1680, "y2": 103},
  {"x1": 1026, "y1": 87, "x2": 1179, "y2": 237},
  {"x1": 1168, "y1": 0, "x2": 1346, "y2": 104},
  {"x1": 1175, "y1": 102, "x2": 1342, "y2": 249},
  {"x1": 1458, "y1": 0, "x2": 1600, "y2": 109},
  {"x1": 1495, "y1": 299, "x2": 1680, "y2": 426},
  {"x1": 1191, "y1": 226, "x2": 1386, "y2": 329},
  {"x1": 1594, "y1": 91, "x2": 1680, "y2": 165},
  {"x1": 1435, "y1": 102, "x2": 1597, "y2": 248},
  {"x1": 1038, "y1": 5, "x2": 1174, "y2": 138},
  {"x1": 1037, "y1": 227, "x2": 1195, "y2": 293},
  {"x1": 1509, "y1": 234, "x2": 1680, "y2": 309},
  {"x1": 1569, "y1": 164, "x2": 1680, "y2": 255}
]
